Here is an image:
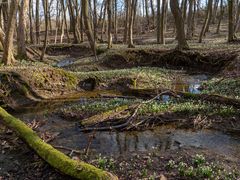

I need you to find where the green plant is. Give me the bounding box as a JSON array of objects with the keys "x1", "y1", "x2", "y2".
[
  {"x1": 193, "y1": 154, "x2": 206, "y2": 166},
  {"x1": 196, "y1": 165, "x2": 213, "y2": 178},
  {"x1": 166, "y1": 160, "x2": 176, "y2": 169}
]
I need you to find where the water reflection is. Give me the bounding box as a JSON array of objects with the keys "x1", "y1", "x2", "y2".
[{"x1": 54, "y1": 126, "x2": 240, "y2": 158}]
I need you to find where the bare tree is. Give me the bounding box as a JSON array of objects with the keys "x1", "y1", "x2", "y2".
[
  {"x1": 170, "y1": 0, "x2": 189, "y2": 50},
  {"x1": 3, "y1": 0, "x2": 19, "y2": 65}
]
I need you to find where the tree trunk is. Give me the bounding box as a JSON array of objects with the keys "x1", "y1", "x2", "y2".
[
  {"x1": 228, "y1": 0, "x2": 235, "y2": 42},
  {"x1": 145, "y1": 0, "x2": 150, "y2": 29},
  {"x1": 40, "y1": 0, "x2": 49, "y2": 61},
  {"x1": 160, "y1": 0, "x2": 168, "y2": 44},
  {"x1": 0, "y1": 107, "x2": 118, "y2": 180},
  {"x1": 216, "y1": 0, "x2": 224, "y2": 34},
  {"x1": 157, "y1": 0, "x2": 160, "y2": 43},
  {"x1": 29, "y1": 0, "x2": 35, "y2": 44},
  {"x1": 123, "y1": 0, "x2": 129, "y2": 43},
  {"x1": 2, "y1": 0, "x2": 18, "y2": 65},
  {"x1": 114, "y1": 0, "x2": 118, "y2": 42},
  {"x1": 150, "y1": 0, "x2": 155, "y2": 28},
  {"x1": 82, "y1": 0, "x2": 97, "y2": 59},
  {"x1": 35, "y1": 0, "x2": 40, "y2": 44},
  {"x1": 199, "y1": 0, "x2": 213, "y2": 43},
  {"x1": 60, "y1": 0, "x2": 70, "y2": 43},
  {"x1": 170, "y1": 0, "x2": 189, "y2": 50},
  {"x1": 212, "y1": 0, "x2": 220, "y2": 23},
  {"x1": 17, "y1": 0, "x2": 29, "y2": 59},
  {"x1": 186, "y1": 0, "x2": 194, "y2": 39},
  {"x1": 107, "y1": 0, "x2": 113, "y2": 48},
  {"x1": 128, "y1": 0, "x2": 137, "y2": 48}
]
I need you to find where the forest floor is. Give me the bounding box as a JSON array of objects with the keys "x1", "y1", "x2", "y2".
[{"x1": 0, "y1": 37, "x2": 240, "y2": 179}]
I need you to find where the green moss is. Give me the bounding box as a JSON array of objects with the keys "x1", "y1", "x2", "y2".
[{"x1": 0, "y1": 107, "x2": 117, "y2": 180}]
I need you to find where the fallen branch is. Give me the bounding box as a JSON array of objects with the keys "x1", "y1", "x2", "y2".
[
  {"x1": 0, "y1": 107, "x2": 118, "y2": 180},
  {"x1": 80, "y1": 91, "x2": 173, "y2": 131},
  {"x1": 80, "y1": 105, "x2": 134, "y2": 126}
]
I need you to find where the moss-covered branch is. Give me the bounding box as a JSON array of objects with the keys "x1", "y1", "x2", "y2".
[{"x1": 0, "y1": 107, "x2": 118, "y2": 180}]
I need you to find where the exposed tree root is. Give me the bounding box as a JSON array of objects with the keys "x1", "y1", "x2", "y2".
[{"x1": 0, "y1": 107, "x2": 118, "y2": 180}]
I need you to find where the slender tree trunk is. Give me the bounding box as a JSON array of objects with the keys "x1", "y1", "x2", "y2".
[
  {"x1": 145, "y1": 0, "x2": 150, "y2": 28},
  {"x1": 212, "y1": 0, "x2": 219, "y2": 23},
  {"x1": 82, "y1": 0, "x2": 97, "y2": 59},
  {"x1": 17, "y1": 0, "x2": 29, "y2": 59},
  {"x1": 170, "y1": 0, "x2": 189, "y2": 50},
  {"x1": 29, "y1": 0, "x2": 35, "y2": 44},
  {"x1": 35, "y1": 0, "x2": 40, "y2": 44},
  {"x1": 40, "y1": 0, "x2": 49, "y2": 61},
  {"x1": 186, "y1": 0, "x2": 194, "y2": 39},
  {"x1": 160, "y1": 0, "x2": 168, "y2": 44},
  {"x1": 228, "y1": 0, "x2": 235, "y2": 42},
  {"x1": 199, "y1": 0, "x2": 213, "y2": 43},
  {"x1": 123, "y1": 0, "x2": 129, "y2": 43},
  {"x1": 114, "y1": 0, "x2": 118, "y2": 42},
  {"x1": 216, "y1": 0, "x2": 224, "y2": 33},
  {"x1": 128, "y1": 0, "x2": 137, "y2": 48},
  {"x1": 157, "y1": 0, "x2": 160, "y2": 43},
  {"x1": 60, "y1": 0, "x2": 70, "y2": 43},
  {"x1": 107, "y1": 0, "x2": 113, "y2": 48},
  {"x1": 150, "y1": 0, "x2": 155, "y2": 28},
  {"x1": 3, "y1": 0, "x2": 19, "y2": 65},
  {"x1": 234, "y1": 0, "x2": 240, "y2": 33}
]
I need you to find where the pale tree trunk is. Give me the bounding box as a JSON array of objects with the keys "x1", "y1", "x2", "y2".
[
  {"x1": 29, "y1": 0, "x2": 35, "y2": 44},
  {"x1": 3, "y1": 0, "x2": 18, "y2": 65},
  {"x1": 186, "y1": 0, "x2": 194, "y2": 39},
  {"x1": 234, "y1": 1, "x2": 240, "y2": 33},
  {"x1": 107, "y1": 0, "x2": 113, "y2": 48},
  {"x1": 170, "y1": 0, "x2": 189, "y2": 50},
  {"x1": 157, "y1": 0, "x2": 160, "y2": 43},
  {"x1": 114, "y1": 0, "x2": 118, "y2": 42},
  {"x1": 35, "y1": 0, "x2": 40, "y2": 44},
  {"x1": 212, "y1": 0, "x2": 219, "y2": 23},
  {"x1": 160, "y1": 0, "x2": 168, "y2": 44},
  {"x1": 100, "y1": 0, "x2": 107, "y2": 42},
  {"x1": 228, "y1": 0, "x2": 235, "y2": 42},
  {"x1": 54, "y1": 0, "x2": 60, "y2": 44},
  {"x1": 150, "y1": 0, "x2": 155, "y2": 28},
  {"x1": 216, "y1": 0, "x2": 224, "y2": 33},
  {"x1": 40, "y1": 0, "x2": 49, "y2": 61},
  {"x1": 199, "y1": 0, "x2": 213, "y2": 43},
  {"x1": 128, "y1": 0, "x2": 137, "y2": 48},
  {"x1": 82, "y1": 0, "x2": 97, "y2": 59},
  {"x1": 145, "y1": 0, "x2": 150, "y2": 28},
  {"x1": 60, "y1": 0, "x2": 70, "y2": 43},
  {"x1": 17, "y1": 0, "x2": 29, "y2": 59},
  {"x1": 123, "y1": 0, "x2": 129, "y2": 43}
]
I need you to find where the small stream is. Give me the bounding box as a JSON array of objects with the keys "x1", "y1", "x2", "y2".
[{"x1": 10, "y1": 73, "x2": 240, "y2": 160}]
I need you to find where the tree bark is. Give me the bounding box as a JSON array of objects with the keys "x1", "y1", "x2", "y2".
[
  {"x1": 82, "y1": 0, "x2": 97, "y2": 59},
  {"x1": 40, "y1": 0, "x2": 49, "y2": 61},
  {"x1": 216, "y1": 0, "x2": 224, "y2": 34},
  {"x1": 170, "y1": 0, "x2": 189, "y2": 50},
  {"x1": 199, "y1": 0, "x2": 213, "y2": 43},
  {"x1": 186, "y1": 0, "x2": 194, "y2": 39},
  {"x1": 35, "y1": 0, "x2": 40, "y2": 44},
  {"x1": 2, "y1": 0, "x2": 18, "y2": 65},
  {"x1": 17, "y1": 0, "x2": 29, "y2": 59},
  {"x1": 107, "y1": 0, "x2": 113, "y2": 48},
  {"x1": 228, "y1": 0, "x2": 235, "y2": 42}
]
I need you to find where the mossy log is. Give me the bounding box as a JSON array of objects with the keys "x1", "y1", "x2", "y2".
[
  {"x1": 0, "y1": 107, "x2": 118, "y2": 180},
  {"x1": 81, "y1": 105, "x2": 131, "y2": 126}
]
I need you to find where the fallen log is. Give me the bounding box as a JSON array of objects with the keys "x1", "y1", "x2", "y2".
[
  {"x1": 125, "y1": 88, "x2": 240, "y2": 108},
  {"x1": 80, "y1": 105, "x2": 134, "y2": 126},
  {"x1": 0, "y1": 107, "x2": 118, "y2": 180}
]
